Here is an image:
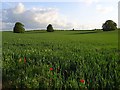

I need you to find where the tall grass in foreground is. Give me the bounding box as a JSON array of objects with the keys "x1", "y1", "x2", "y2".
[{"x1": 2, "y1": 31, "x2": 120, "y2": 89}]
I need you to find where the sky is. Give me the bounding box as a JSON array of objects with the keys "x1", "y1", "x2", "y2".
[
  {"x1": 119, "y1": 1, "x2": 120, "y2": 28},
  {"x1": 1, "y1": 0, "x2": 119, "y2": 30}
]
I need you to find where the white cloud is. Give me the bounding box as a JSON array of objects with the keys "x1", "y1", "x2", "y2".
[
  {"x1": 81, "y1": 0, "x2": 99, "y2": 5},
  {"x1": 13, "y1": 3, "x2": 25, "y2": 14},
  {"x1": 1, "y1": 0, "x2": 101, "y2": 3},
  {"x1": 2, "y1": 3, "x2": 81, "y2": 30},
  {"x1": 96, "y1": 4, "x2": 113, "y2": 14}
]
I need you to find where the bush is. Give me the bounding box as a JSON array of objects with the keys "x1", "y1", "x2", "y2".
[
  {"x1": 117, "y1": 28, "x2": 120, "y2": 30},
  {"x1": 47, "y1": 24, "x2": 54, "y2": 32},
  {"x1": 102, "y1": 20, "x2": 117, "y2": 31},
  {"x1": 13, "y1": 22, "x2": 25, "y2": 33}
]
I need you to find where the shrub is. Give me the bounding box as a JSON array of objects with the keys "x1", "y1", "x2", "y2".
[
  {"x1": 13, "y1": 22, "x2": 25, "y2": 33},
  {"x1": 102, "y1": 20, "x2": 117, "y2": 31},
  {"x1": 47, "y1": 24, "x2": 54, "y2": 32}
]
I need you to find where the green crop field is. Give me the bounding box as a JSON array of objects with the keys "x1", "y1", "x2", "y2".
[{"x1": 2, "y1": 30, "x2": 120, "y2": 89}]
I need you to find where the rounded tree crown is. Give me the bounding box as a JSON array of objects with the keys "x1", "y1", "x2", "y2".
[
  {"x1": 15, "y1": 22, "x2": 24, "y2": 26},
  {"x1": 47, "y1": 24, "x2": 54, "y2": 32},
  {"x1": 13, "y1": 22, "x2": 25, "y2": 33},
  {"x1": 102, "y1": 20, "x2": 117, "y2": 31}
]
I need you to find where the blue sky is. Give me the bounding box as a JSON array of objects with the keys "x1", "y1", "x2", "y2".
[{"x1": 1, "y1": 0, "x2": 119, "y2": 30}]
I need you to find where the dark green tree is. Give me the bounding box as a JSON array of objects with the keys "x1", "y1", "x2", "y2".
[
  {"x1": 13, "y1": 22, "x2": 25, "y2": 33},
  {"x1": 47, "y1": 24, "x2": 54, "y2": 32},
  {"x1": 102, "y1": 20, "x2": 117, "y2": 31}
]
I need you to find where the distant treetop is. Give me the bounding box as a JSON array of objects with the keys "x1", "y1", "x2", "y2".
[
  {"x1": 13, "y1": 22, "x2": 25, "y2": 33},
  {"x1": 102, "y1": 20, "x2": 117, "y2": 31},
  {"x1": 47, "y1": 24, "x2": 54, "y2": 32}
]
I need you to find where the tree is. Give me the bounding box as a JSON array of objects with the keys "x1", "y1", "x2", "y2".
[
  {"x1": 102, "y1": 20, "x2": 117, "y2": 31},
  {"x1": 13, "y1": 22, "x2": 25, "y2": 33},
  {"x1": 47, "y1": 24, "x2": 54, "y2": 32}
]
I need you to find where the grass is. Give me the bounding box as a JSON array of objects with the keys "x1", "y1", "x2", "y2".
[{"x1": 2, "y1": 30, "x2": 120, "y2": 89}]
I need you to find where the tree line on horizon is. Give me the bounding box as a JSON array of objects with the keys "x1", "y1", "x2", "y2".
[{"x1": 13, "y1": 20, "x2": 117, "y2": 33}]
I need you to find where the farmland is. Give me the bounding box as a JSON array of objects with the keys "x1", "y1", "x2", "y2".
[{"x1": 2, "y1": 30, "x2": 120, "y2": 89}]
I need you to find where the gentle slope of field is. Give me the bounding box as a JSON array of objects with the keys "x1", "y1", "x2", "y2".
[{"x1": 2, "y1": 30, "x2": 120, "y2": 89}]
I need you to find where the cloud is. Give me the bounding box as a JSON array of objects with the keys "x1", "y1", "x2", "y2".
[
  {"x1": 118, "y1": 1, "x2": 120, "y2": 28},
  {"x1": 76, "y1": 0, "x2": 99, "y2": 5},
  {"x1": 82, "y1": 0, "x2": 99, "y2": 5},
  {"x1": 96, "y1": 4, "x2": 113, "y2": 14},
  {"x1": 2, "y1": 3, "x2": 80, "y2": 30},
  {"x1": 13, "y1": 3, "x2": 25, "y2": 14},
  {"x1": 1, "y1": 0, "x2": 101, "y2": 3},
  {"x1": 2, "y1": 22, "x2": 14, "y2": 31}
]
